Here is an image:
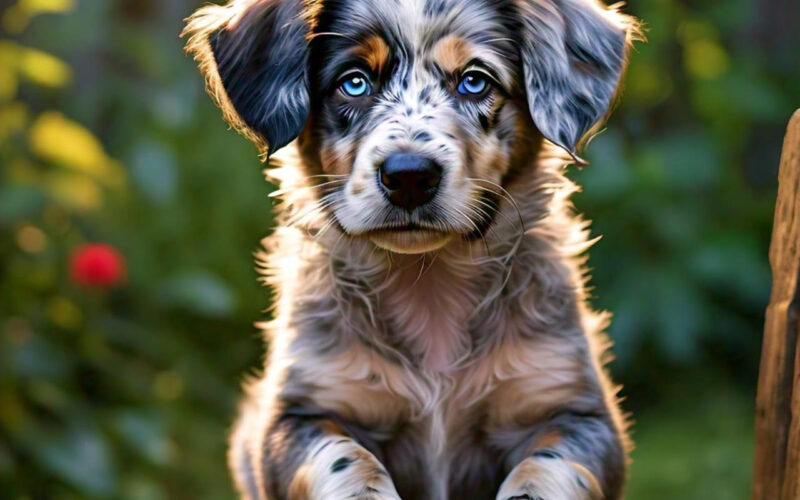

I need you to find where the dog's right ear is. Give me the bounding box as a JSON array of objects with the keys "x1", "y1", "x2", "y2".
[
  {"x1": 516, "y1": 0, "x2": 639, "y2": 161},
  {"x1": 183, "y1": 0, "x2": 313, "y2": 155}
]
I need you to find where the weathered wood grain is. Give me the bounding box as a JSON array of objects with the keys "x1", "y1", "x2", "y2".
[{"x1": 753, "y1": 109, "x2": 800, "y2": 500}]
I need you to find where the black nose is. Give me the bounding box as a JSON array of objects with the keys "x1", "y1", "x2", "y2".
[{"x1": 379, "y1": 153, "x2": 442, "y2": 210}]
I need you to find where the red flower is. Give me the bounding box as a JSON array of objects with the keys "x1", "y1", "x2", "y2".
[{"x1": 70, "y1": 243, "x2": 126, "y2": 287}]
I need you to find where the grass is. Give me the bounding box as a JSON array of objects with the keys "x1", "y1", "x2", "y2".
[{"x1": 627, "y1": 388, "x2": 754, "y2": 499}]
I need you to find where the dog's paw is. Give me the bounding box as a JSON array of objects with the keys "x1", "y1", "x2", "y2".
[
  {"x1": 292, "y1": 437, "x2": 400, "y2": 500},
  {"x1": 496, "y1": 451, "x2": 602, "y2": 500}
]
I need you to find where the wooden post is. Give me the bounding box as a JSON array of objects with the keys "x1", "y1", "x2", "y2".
[{"x1": 753, "y1": 109, "x2": 800, "y2": 500}]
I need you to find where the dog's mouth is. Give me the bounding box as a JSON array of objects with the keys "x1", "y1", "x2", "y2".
[
  {"x1": 336, "y1": 190, "x2": 501, "y2": 254},
  {"x1": 358, "y1": 192, "x2": 501, "y2": 254},
  {"x1": 366, "y1": 224, "x2": 453, "y2": 254},
  {"x1": 370, "y1": 223, "x2": 437, "y2": 232}
]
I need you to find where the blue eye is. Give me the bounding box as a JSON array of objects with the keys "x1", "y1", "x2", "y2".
[
  {"x1": 341, "y1": 74, "x2": 371, "y2": 97},
  {"x1": 457, "y1": 72, "x2": 489, "y2": 96}
]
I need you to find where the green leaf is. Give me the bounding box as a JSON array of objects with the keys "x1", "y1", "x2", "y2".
[
  {"x1": 112, "y1": 411, "x2": 172, "y2": 466},
  {"x1": 158, "y1": 271, "x2": 236, "y2": 317},
  {"x1": 654, "y1": 274, "x2": 706, "y2": 362},
  {"x1": 0, "y1": 185, "x2": 44, "y2": 223},
  {"x1": 8, "y1": 334, "x2": 72, "y2": 379},
  {"x1": 579, "y1": 131, "x2": 633, "y2": 201},
  {"x1": 24, "y1": 423, "x2": 116, "y2": 496},
  {"x1": 129, "y1": 140, "x2": 177, "y2": 205}
]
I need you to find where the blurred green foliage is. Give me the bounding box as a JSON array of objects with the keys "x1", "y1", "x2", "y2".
[{"x1": 0, "y1": 0, "x2": 796, "y2": 498}]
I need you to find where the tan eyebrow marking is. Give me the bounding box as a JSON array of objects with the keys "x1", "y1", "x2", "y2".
[
  {"x1": 351, "y1": 35, "x2": 391, "y2": 74},
  {"x1": 431, "y1": 34, "x2": 474, "y2": 73}
]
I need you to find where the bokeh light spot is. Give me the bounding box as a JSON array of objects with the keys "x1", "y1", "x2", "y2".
[
  {"x1": 46, "y1": 297, "x2": 82, "y2": 330},
  {"x1": 15, "y1": 224, "x2": 47, "y2": 253},
  {"x1": 1, "y1": 6, "x2": 29, "y2": 34},
  {"x1": 153, "y1": 372, "x2": 184, "y2": 401},
  {"x1": 684, "y1": 39, "x2": 729, "y2": 80},
  {"x1": 4, "y1": 317, "x2": 32, "y2": 345},
  {"x1": 626, "y1": 61, "x2": 673, "y2": 107},
  {"x1": 45, "y1": 172, "x2": 103, "y2": 212}
]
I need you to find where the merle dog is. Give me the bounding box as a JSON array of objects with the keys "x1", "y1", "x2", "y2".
[{"x1": 184, "y1": 0, "x2": 640, "y2": 498}]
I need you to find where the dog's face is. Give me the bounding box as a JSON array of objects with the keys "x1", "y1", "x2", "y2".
[
  {"x1": 185, "y1": 0, "x2": 636, "y2": 253},
  {"x1": 309, "y1": 1, "x2": 523, "y2": 253}
]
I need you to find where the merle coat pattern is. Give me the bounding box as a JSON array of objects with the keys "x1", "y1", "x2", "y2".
[{"x1": 183, "y1": 0, "x2": 640, "y2": 498}]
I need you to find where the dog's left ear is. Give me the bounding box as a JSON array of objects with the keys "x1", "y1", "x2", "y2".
[
  {"x1": 183, "y1": 0, "x2": 315, "y2": 155},
  {"x1": 517, "y1": 0, "x2": 638, "y2": 157}
]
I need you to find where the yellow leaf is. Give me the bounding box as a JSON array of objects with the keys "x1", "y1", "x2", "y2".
[
  {"x1": 19, "y1": 0, "x2": 76, "y2": 14},
  {"x1": 43, "y1": 171, "x2": 103, "y2": 212},
  {"x1": 18, "y1": 46, "x2": 71, "y2": 87},
  {"x1": 29, "y1": 111, "x2": 125, "y2": 186},
  {"x1": 0, "y1": 41, "x2": 71, "y2": 90}
]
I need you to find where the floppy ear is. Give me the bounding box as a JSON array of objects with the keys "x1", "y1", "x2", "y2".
[
  {"x1": 516, "y1": 0, "x2": 638, "y2": 157},
  {"x1": 182, "y1": 0, "x2": 313, "y2": 154}
]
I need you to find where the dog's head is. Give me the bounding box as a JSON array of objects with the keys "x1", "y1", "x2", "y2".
[{"x1": 185, "y1": 0, "x2": 638, "y2": 254}]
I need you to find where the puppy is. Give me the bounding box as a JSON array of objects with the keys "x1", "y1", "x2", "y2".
[{"x1": 184, "y1": 0, "x2": 640, "y2": 498}]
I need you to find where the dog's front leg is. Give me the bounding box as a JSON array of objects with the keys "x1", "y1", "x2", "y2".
[
  {"x1": 291, "y1": 427, "x2": 400, "y2": 500},
  {"x1": 495, "y1": 412, "x2": 625, "y2": 500},
  {"x1": 245, "y1": 415, "x2": 400, "y2": 500}
]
